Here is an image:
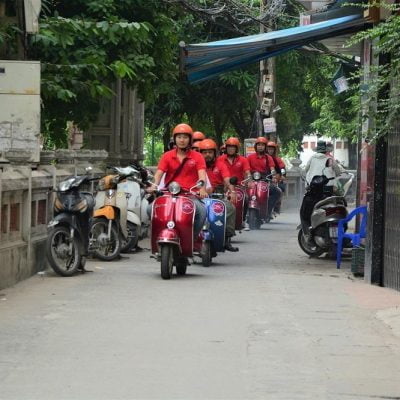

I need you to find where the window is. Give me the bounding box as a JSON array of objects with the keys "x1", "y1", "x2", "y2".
[
  {"x1": 336, "y1": 141, "x2": 342, "y2": 149},
  {"x1": 311, "y1": 142, "x2": 316, "y2": 149},
  {"x1": 31, "y1": 201, "x2": 37, "y2": 227},
  {"x1": 303, "y1": 142, "x2": 309, "y2": 149},
  {"x1": 1, "y1": 205, "x2": 8, "y2": 234},
  {"x1": 10, "y1": 203, "x2": 20, "y2": 232},
  {"x1": 37, "y1": 200, "x2": 47, "y2": 225},
  {"x1": 344, "y1": 141, "x2": 348, "y2": 149}
]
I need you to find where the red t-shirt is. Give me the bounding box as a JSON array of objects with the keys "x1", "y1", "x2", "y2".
[
  {"x1": 217, "y1": 154, "x2": 250, "y2": 182},
  {"x1": 206, "y1": 160, "x2": 230, "y2": 190},
  {"x1": 247, "y1": 153, "x2": 275, "y2": 174},
  {"x1": 157, "y1": 149, "x2": 206, "y2": 191}
]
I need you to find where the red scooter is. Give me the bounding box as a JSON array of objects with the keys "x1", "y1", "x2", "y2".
[
  {"x1": 228, "y1": 177, "x2": 251, "y2": 231},
  {"x1": 247, "y1": 172, "x2": 270, "y2": 230},
  {"x1": 151, "y1": 181, "x2": 210, "y2": 280}
]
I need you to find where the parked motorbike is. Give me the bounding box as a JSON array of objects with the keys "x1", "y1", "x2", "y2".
[
  {"x1": 46, "y1": 171, "x2": 96, "y2": 276},
  {"x1": 298, "y1": 172, "x2": 354, "y2": 257},
  {"x1": 150, "y1": 180, "x2": 211, "y2": 279},
  {"x1": 90, "y1": 166, "x2": 138, "y2": 261},
  {"x1": 247, "y1": 172, "x2": 270, "y2": 230},
  {"x1": 118, "y1": 165, "x2": 152, "y2": 253}
]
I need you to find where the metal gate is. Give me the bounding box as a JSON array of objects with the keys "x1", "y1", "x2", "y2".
[{"x1": 383, "y1": 122, "x2": 400, "y2": 290}]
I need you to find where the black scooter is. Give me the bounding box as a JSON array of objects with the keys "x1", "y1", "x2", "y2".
[{"x1": 46, "y1": 172, "x2": 96, "y2": 276}]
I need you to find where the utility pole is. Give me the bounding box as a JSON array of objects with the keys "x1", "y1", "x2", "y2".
[{"x1": 258, "y1": 0, "x2": 277, "y2": 141}]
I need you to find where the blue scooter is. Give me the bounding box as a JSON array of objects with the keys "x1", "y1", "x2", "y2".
[{"x1": 202, "y1": 195, "x2": 227, "y2": 266}]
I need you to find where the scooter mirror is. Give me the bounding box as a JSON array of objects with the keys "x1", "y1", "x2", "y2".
[
  {"x1": 229, "y1": 177, "x2": 238, "y2": 185},
  {"x1": 196, "y1": 180, "x2": 205, "y2": 188}
]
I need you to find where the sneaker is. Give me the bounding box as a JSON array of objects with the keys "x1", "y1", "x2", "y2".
[{"x1": 243, "y1": 222, "x2": 250, "y2": 231}]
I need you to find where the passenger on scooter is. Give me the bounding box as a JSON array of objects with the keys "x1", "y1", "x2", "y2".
[
  {"x1": 149, "y1": 123, "x2": 208, "y2": 238},
  {"x1": 199, "y1": 139, "x2": 239, "y2": 252},
  {"x1": 192, "y1": 141, "x2": 202, "y2": 152},
  {"x1": 300, "y1": 140, "x2": 344, "y2": 243},
  {"x1": 266, "y1": 141, "x2": 286, "y2": 215},
  {"x1": 218, "y1": 137, "x2": 251, "y2": 229}
]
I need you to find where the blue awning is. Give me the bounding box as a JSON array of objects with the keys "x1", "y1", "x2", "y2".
[{"x1": 180, "y1": 14, "x2": 366, "y2": 83}]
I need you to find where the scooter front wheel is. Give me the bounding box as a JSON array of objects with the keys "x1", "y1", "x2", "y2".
[
  {"x1": 297, "y1": 229, "x2": 324, "y2": 257},
  {"x1": 201, "y1": 241, "x2": 212, "y2": 267},
  {"x1": 248, "y1": 208, "x2": 260, "y2": 230},
  {"x1": 160, "y1": 244, "x2": 174, "y2": 280},
  {"x1": 90, "y1": 218, "x2": 121, "y2": 261},
  {"x1": 46, "y1": 226, "x2": 81, "y2": 277}
]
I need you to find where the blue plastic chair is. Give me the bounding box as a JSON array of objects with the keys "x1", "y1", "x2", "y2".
[{"x1": 336, "y1": 206, "x2": 368, "y2": 269}]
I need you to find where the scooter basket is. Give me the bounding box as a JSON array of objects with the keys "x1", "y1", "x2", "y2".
[{"x1": 351, "y1": 246, "x2": 365, "y2": 277}]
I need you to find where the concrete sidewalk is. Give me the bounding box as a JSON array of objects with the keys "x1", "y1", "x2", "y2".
[{"x1": 1, "y1": 209, "x2": 400, "y2": 399}]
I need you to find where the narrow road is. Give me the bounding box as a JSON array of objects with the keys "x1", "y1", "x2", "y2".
[{"x1": 1, "y1": 209, "x2": 400, "y2": 400}]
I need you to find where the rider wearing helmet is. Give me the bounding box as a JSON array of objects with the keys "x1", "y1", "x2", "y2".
[
  {"x1": 246, "y1": 137, "x2": 281, "y2": 222},
  {"x1": 218, "y1": 137, "x2": 251, "y2": 182},
  {"x1": 150, "y1": 123, "x2": 208, "y2": 237},
  {"x1": 193, "y1": 131, "x2": 206, "y2": 144},
  {"x1": 266, "y1": 141, "x2": 286, "y2": 214},
  {"x1": 219, "y1": 144, "x2": 226, "y2": 155},
  {"x1": 199, "y1": 139, "x2": 238, "y2": 252},
  {"x1": 192, "y1": 140, "x2": 202, "y2": 152},
  {"x1": 218, "y1": 137, "x2": 251, "y2": 229},
  {"x1": 247, "y1": 137, "x2": 276, "y2": 176}
]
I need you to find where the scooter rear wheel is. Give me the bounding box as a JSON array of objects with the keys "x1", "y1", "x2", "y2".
[
  {"x1": 298, "y1": 229, "x2": 324, "y2": 257},
  {"x1": 46, "y1": 226, "x2": 81, "y2": 277},
  {"x1": 121, "y1": 221, "x2": 139, "y2": 253},
  {"x1": 160, "y1": 245, "x2": 174, "y2": 280}
]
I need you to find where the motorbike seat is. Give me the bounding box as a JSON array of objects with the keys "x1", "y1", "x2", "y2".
[{"x1": 314, "y1": 196, "x2": 346, "y2": 209}]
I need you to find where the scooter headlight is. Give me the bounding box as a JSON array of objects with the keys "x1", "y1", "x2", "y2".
[
  {"x1": 167, "y1": 221, "x2": 175, "y2": 229},
  {"x1": 253, "y1": 172, "x2": 261, "y2": 180},
  {"x1": 168, "y1": 182, "x2": 181, "y2": 195}
]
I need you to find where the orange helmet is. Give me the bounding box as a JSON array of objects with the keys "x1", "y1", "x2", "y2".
[
  {"x1": 199, "y1": 138, "x2": 217, "y2": 151},
  {"x1": 267, "y1": 141, "x2": 277, "y2": 148},
  {"x1": 255, "y1": 137, "x2": 269, "y2": 145},
  {"x1": 172, "y1": 123, "x2": 193, "y2": 137},
  {"x1": 192, "y1": 141, "x2": 201, "y2": 151},
  {"x1": 225, "y1": 137, "x2": 241, "y2": 148},
  {"x1": 193, "y1": 131, "x2": 206, "y2": 141}
]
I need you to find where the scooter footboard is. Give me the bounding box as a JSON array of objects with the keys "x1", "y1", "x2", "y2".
[{"x1": 203, "y1": 198, "x2": 226, "y2": 252}]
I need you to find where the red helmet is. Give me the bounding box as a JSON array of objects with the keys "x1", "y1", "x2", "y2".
[
  {"x1": 172, "y1": 123, "x2": 193, "y2": 138},
  {"x1": 267, "y1": 141, "x2": 277, "y2": 148},
  {"x1": 225, "y1": 137, "x2": 241, "y2": 148},
  {"x1": 192, "y1": 141, "x2": 201, "y2": 151},
  {"x1": 199, "y1": 138, "x2": 217, "y2": 151},
  {"x1": 193, "y1": 131, "x2": 206, "y2": 141},
  {"x1": 255, "y1": 137, "x2": 269, "y2": 145}
]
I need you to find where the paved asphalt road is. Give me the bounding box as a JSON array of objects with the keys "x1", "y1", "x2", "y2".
[{"x1": 1, "y1": 209, "x2": 400, "y2": 400}]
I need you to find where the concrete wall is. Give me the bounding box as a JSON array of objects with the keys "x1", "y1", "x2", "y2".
[{"x1": 0, "y1": 149, "x2": 107, "y2": 290}]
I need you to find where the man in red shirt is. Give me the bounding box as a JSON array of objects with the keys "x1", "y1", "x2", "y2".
[
  {"x1": 218, "y1": 137, "x2": 251, "y2": 182},
  {"x1": 151, "y1": 123, "x2": 207, "y2": 237},
  {"x1": 247, "y1": 137, "x2": 276, "y2": 176},
  {"x1": 267, "y1": 141, "x2": 286, "y2": 214},
  {"x1": 218, "y1": 137, "x2": 251, "y2": 229},
  {"x1": 199, "y1": 139, "x2": 238, "y2": 251}
]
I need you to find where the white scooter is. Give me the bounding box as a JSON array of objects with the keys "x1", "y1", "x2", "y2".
[{"x1": 118, "y1": 165, "x2": 152, "y2": 253}]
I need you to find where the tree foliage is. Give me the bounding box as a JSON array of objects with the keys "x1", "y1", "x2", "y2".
[{"x1": 30, "y1": 0, "x2": 181, "y2": 147}]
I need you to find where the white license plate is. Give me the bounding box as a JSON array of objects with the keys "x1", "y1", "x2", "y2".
[{"x1": 329, "y1": 226, "x2": 338, "y2": 238}]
